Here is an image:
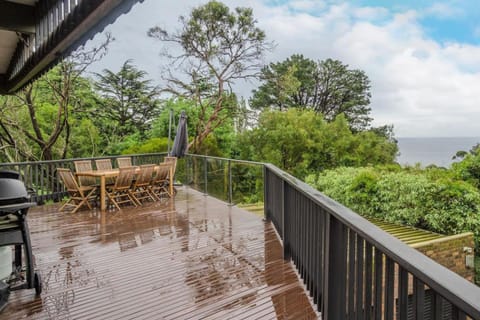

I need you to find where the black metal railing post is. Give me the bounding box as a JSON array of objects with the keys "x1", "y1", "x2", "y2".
[
  {"x1": 323, "y1": 215, "x2": 348, "y2": 319},
  {"x1": 282, "y1": 179, "x2": 290, "y2": 260},
  {"x1": 186, "y1": 156, "x2": 190, "y2": 186},
  {"x1": 203, "y1": 157, "x2": 208, "y2": 195},
  {"x1": 263, "y1": 165, "x2": 268, "y2": 221},
  {"x1": 228, "y1": 159, "x2": 232, "y2": 205}
]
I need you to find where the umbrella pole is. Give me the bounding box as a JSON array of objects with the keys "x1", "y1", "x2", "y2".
[{"x1": 167, "y1": 109, "x2": 173, "y2": 155}]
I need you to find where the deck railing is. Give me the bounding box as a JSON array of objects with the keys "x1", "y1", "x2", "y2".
[
  {"x1": 0, "y1": 153, "x2": 167, "y2": 203},
  {"x1": 1, "y1": 154, "x2": 479, "y2": 319},
  {"x1": 264, "y1": 164, "x2": 480, "y2": 320},
  {"x1": 184, "y1": 154, "x2": 264, "y2": 205}
]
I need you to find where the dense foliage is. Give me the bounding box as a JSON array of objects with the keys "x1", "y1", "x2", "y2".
[
  {"x1": 93, "y1": 60, "x2": 161, "y2": 141},
  {"x1": 250, "y1": 55, "x2": 372, "y2": 130},
  {"x1": 237, "y1": 109, "x2": 398, "y2": 179},
  {"x1": 0, "y1": 36, "x2": 112, "y2": 162},
  {"x1": 0, "y1": 66, "x2": 98, "y2": 161},
  {"x1": 451, "y1": 146, "x2": 480, "y2": 189},
  {"x1": 306, "y1": 166, "x2": 480, "y2": 242}
]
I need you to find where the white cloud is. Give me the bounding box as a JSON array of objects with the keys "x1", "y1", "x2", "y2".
[
  {"x1": 474, "y1": 26, "x2": 480, "y2": 38},
  {"x1": 352, "y1": 6, "x2": 389, "y2": 21},
  {"x1": 86, "y1": 0, "x2": 480, "y2": 137},
  {"x1": 287, "y1": 0, "x2": 326, "y2": 12},
  {"x1": 424, "y1": 2, "x2": 464, "y2": 19}
]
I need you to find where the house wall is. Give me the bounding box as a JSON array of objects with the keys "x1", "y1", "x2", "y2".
[{"x1": 411, "y1": 233, "x2": 475, "y2": 282}]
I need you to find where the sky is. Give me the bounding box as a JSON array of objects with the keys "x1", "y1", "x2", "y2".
[{"x1": 85, "y1": 0, "x2": 480, "y2": 138}]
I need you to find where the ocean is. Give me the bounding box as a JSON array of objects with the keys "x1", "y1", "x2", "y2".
[{"x1": 396, "y1": 137, "x2": 480, "y2": 167}]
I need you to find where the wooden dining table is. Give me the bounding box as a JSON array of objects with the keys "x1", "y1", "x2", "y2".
[{"x1": 76, "y1": 165, "x2": 174, "y2": 212}]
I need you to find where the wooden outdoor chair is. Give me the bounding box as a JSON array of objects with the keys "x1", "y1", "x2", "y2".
[
  {"x1": 164, "y1": 156, "x2": 178, "y2": 194},
  {"x1": 95, "y1": 158, "x2": 113, "y2": 170},
  {"x1": 74, "y1": 160, "x2": 97, "y2": 188},
  {"x1": 57, "y1": 168, "x2": 97, "y2": 214},
  {"x1": 95, "y1": 159, "x2": 115, "y2": 185},
  {"x1": 129, "y1": 164, "x2": 156, "y2": 205},
  {"x1": 164, "y1": 156, "x2": 177, "y2": 176},
  {"x1": 117, "y1": 157, "x2": 132, "y2": 168},
  {"x1": 106, "y1": 166, "x2": 137, "y2": 210},
  {"x1": 150, "y1": 163, "x2": 172, "y2": 200}
]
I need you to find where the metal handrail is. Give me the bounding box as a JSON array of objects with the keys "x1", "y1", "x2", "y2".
[
  {"x1": 0, "y1": 153, "x2": 168, "y2": 203},
  {"x1": 0, "y1": 153, "x2": 168, "y2": 167},
  {"x1": 185, "y1": 153, "x2": 265, "y2": 166},
  {"x1": 264, "y1": 163, "x2": 480, "y2": 319},
  {"x1": 185, "y1": 154, "x2": 264, "y2": 205}
]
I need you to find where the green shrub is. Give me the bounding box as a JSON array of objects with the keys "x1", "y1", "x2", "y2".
[
  {"x1": 306, "y1": 167, "x2": 480, "y2": 242},
  {"x1": 238, "y1": 109, "x2": 398, "y2": 180},
  {"x1": 121, "y1": 137, "x2": 169, "y2": 155},
  {"x1": 452, "y1": 153, "x2": 480, "y2": 188},
  {"x1": 348, "y1": 170, "x2": 380, "y2": 215},
  {"x1": 424, "y1": 179, "x2": 480, "y2": 235}
]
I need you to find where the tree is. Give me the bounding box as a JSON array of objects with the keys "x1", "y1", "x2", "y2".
[
  {"x1": 150, "y1": 98, "x2": 238, "y2": 157},
  {"x1": 452, "y1": 149, "x2": 480, "y2": 189},
  {"x1": 0, "y1": 37, "x2": 111, "y2": 161},
  {"x1": 68, "y1": 117, "x2": 101, "y2": 158},
  {"x1": 93, "y1": 60, "x2": 161, "y2": 144},
  {"x1": 148, "y1": 0, "x2": 273, "y2": 152},
  {"x1": 237, "y1": 109, "x2": 397, "y2": 179},
  {"x1": 250, "y1": 55, "x2": 372, "y2": 130}
]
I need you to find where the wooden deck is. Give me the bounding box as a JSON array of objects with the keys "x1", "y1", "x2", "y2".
[{"x1": 1, "y1": 188, "x2": 318, "y2": 319}]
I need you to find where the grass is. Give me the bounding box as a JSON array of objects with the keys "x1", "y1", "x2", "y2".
[{"x1": 237, "y1": 202, "x2": 264, "y2": 218}]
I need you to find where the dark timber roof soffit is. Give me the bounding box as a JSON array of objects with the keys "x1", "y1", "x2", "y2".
[{"x1": 0, "y1": 0, "x2": 144, "y2": 94}]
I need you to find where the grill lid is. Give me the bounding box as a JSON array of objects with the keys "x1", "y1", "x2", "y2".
[{"x1": 0, "y1": 178, "x2": 30, "y2": 206}]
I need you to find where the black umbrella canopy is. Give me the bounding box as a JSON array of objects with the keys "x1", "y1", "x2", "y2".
[{"x1": 170, "y1": 111, "x2": 188, "y2": 158}]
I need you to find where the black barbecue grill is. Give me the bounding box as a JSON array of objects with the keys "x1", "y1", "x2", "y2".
[{"x1": 0, "y1": 170, "x2": 42, "y2": 312}]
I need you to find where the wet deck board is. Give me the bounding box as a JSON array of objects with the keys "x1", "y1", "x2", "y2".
[{"x1": 1, "y1": 188, "x2": 318, "y2": 319}]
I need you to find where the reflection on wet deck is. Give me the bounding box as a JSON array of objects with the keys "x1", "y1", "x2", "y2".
[{"x1": 1, "y1": 187, "x2": 318, "y2": 319}]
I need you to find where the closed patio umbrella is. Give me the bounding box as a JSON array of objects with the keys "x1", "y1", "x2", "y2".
[{"x1": 170, "y1": 111, "x2": 188, "y2": 158}]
